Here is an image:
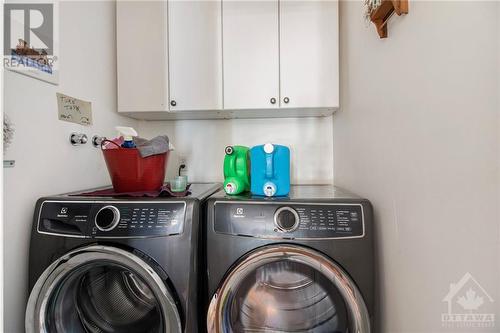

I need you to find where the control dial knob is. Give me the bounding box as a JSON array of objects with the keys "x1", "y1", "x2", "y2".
[
  {"x1": 274, "y1": 207, "x2": 300, "y2": 232},
  {"x1": 95, "y1": 205, "x2": 120, "y2": 231}
]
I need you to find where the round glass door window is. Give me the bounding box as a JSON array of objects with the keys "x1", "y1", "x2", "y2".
[
  {"x1": 46, "y1": 263, "x2": 163, "y2": 333},
  {"x1": 227, "y1": 260, "x2": 348, "y2": 332},
  {"x1": 26, "y1": 246, "x2": 182, "y2": 333},
  {"x1": 208, "y1": 245, "x2": 370, "y2": 333}
]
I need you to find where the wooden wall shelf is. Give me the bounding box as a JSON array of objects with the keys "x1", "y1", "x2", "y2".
[{"x1": 370, "y1": 0, "x2": 409, "y2": 38}]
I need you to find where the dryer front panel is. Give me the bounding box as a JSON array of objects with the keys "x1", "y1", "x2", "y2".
[
  {"x1": 207, "y1": 244, "x2": 370, "y2": 333},
  {"x1": 26, "y1": 245, "x2": 182, "y2": 333},
  {"x1": 214, "y1": 201, "x2": 364, "y2": 239}
]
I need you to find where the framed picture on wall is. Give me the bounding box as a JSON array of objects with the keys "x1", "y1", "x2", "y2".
[{"x1": 3, "y1": 1, "x2": 59, "y2": 85}]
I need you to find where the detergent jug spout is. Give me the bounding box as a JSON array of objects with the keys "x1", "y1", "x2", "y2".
[{"x1": 116, "y1": 126, "x2": 138, "y2": 148}]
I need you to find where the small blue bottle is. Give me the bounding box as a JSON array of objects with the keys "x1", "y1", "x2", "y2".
[
  {"x1": 250, "y1": 143, "x2": 290, "y2": 197},
  {"x1": 116, "y1": 126, "x2": 137, "y2": 148}
]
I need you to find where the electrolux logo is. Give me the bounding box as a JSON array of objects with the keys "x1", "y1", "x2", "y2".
[
  {"x1": 233, "y1": 207, "x2": 245, "y2": 218},
  {"x1": 442, "y1": 272, "x2": 495, "y2": 329}
]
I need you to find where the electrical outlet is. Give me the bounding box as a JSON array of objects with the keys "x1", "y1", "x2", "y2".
[{"x1": 178, "y1": 156, "x2": 188, "y2": 174}]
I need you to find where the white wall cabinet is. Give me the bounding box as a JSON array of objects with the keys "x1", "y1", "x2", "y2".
[
  {"x1": 279, "y1": 0, "x2": 339, "y2": 109},
  {"x1": 168, "y1": 0, "x2": 222, "y2": 111},
  {"x1": 222, "y1": 1, "x2": 279, "y2": 110},
  {"x1": 116, "y1": 0, "x2": 339, "y2": 120},
  {"x1": 117, "y1": 1, "x2": 169, "y2": 112}
]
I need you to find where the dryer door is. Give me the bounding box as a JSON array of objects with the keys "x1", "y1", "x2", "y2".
[
  {"x1": 208, "y1": 244, "x2": 370, "y2": 333},
  {"x1": 26, "y1": 245, "x2": 182, "y2": 333}
]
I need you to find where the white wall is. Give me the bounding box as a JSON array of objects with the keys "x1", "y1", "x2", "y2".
[
  {"x1": 138, "y1": 117, "x2": 334, "y2": 184},
  {"x1": 3, "y1": 2, "x2": 136, "y2": 332},
  {"x1": 334, "y1": 1, "x2": 500, "y2": 332}
]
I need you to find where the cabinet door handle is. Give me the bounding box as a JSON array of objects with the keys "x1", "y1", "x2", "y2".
[
  {"x1": 170, "y1": 100, "x2": 177, "y2": 107},
  {"x1": 283, "y1": 97, "x2": 290, "y2": 104},
  {"x1": 270, "y1": 98, "x2": 276, "y2": 104}
]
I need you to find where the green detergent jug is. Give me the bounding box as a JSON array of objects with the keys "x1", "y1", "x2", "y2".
[{"x1": 223, "y1": 146, "x2": 250, "y2": 195}]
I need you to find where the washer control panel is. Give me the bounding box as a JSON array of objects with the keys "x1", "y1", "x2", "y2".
[
  {"x1": 214, "y1": 202, "x2": 364, "y2": 239},
  {"x1": 38, "y1": 201, "x2": 186, "y2": 238},
  {"x1": 274, "y1": 207, "x2": 300, "y2": 232},
  {"x1": 95, "y1": 206, "x2": 121, "y2": 232}
]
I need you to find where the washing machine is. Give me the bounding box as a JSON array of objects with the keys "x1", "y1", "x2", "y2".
[
  {"x1": 26, "y1": 183, "x2": 220, "y2": 333},
  {"x1": 205, "y1": 185, "x2": 374, "y2": 332}
]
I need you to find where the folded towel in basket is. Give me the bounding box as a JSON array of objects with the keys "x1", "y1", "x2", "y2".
[{"x1": 134, "y1": 135, "x2": 170, "y2": 158}]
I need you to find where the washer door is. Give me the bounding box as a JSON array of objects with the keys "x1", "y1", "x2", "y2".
[
  {"x1": 26, "y1": 245, "x2": 182, "y2": 333},
  {"x1": 208, "y1": 245, "x2": 370, "y2": 333}
]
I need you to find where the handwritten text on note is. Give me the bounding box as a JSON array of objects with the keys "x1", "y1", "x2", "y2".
[{"x1": 56, "y1": 93, "x2": 93, "y2": 126}]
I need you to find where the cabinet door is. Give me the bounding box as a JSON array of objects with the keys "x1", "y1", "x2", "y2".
[
  {"x1": 117, "y1": 1, "x2": 169, "y2": 112},
  {"x1": 168, "y1": 0, "x2": 222, "y2": 111},
  {"x1": 222, "y1": 1, "x2": 279, "y2": 110},
  {"x1": 279, "y1": 0, "x2": 339, "y2": 109}
]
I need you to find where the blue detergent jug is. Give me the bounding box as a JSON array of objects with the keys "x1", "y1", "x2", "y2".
[{"x1": 250, "y1": 143, "x2": 290, "y2": 197}]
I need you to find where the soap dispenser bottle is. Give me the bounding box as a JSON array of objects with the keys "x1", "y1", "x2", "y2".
[{"x1": 116, "y1": 126, "x2": 138, "y2": 148}]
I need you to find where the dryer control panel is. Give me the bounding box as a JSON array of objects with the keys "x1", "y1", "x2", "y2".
[
  {"x1": 214, "y1": 202, "x2": 364, "y2": 239},
  {"x1": 37, "y1": 201, "x2": 186, "y2": 238}
]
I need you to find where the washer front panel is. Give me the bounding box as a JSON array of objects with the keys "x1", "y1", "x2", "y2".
[
  {"x1": 37, "y1": 200, "x2": 186, "y2": 238},
  {"x1": 214, "y1": 201, "x2": 364, "y2": 239}
]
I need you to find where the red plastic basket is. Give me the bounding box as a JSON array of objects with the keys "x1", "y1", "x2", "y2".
[{"x1": 101, "y1": 140, "x2": 168, "y2": 193}]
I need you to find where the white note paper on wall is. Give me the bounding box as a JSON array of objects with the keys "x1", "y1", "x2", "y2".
[{"x1": 56, "y1": 93, "x2": 93, "y2": 126}]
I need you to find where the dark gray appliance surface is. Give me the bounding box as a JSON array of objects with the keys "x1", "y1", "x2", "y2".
[
  {"x1": 28, "y1": 182, "x2": 220, "y2": 333},
  {"x1": 205, "y1": 185, "x2": 374, "y2": 330},
  {"x1": 208, "y1": 184, "x2": 362, "y2": 201},
  {"x1": 63, "y1": 182, "x2": 221, "y2": 200}
]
